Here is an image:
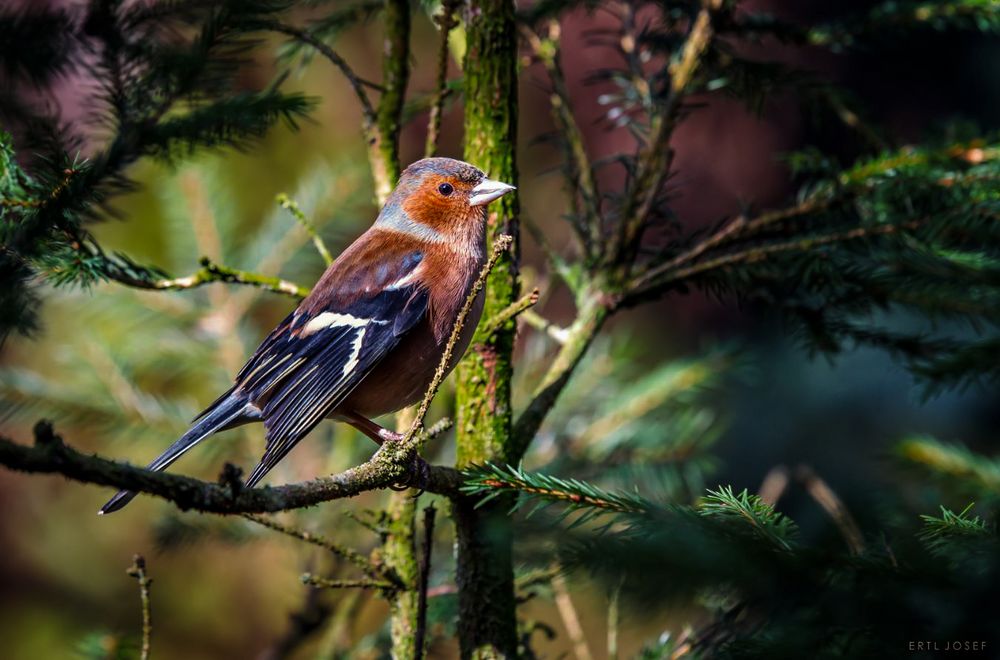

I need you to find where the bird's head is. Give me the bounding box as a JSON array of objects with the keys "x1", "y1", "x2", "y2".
[{"x1": 375, "y1": 157, "x2": 515, "y2": 251}]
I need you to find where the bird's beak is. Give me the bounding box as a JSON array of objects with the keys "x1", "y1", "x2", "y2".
[{"x1": 469, "y1": 177, "x2": 516, "y2": 207}]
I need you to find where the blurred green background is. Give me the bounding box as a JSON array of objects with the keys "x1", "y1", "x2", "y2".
[{"x1": 1, "y1": 1, "x2": 999, "y2": 658}]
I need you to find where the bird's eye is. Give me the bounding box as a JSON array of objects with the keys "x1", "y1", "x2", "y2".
[{"x1": 438, "y1": 183, "x2": 454, "y2": 196}]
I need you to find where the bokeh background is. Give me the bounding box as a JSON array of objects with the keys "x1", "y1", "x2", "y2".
[{"x1": 1, "y1": 0, "x2": 998, "y2": 658}]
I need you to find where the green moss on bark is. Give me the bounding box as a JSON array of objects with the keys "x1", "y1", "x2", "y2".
[
  {"x1": 453, "y1": 0, "x2": 520, "y2": 657},
  {"x1": 384, "y1": 490, "x2": 420, "y2": 660}
]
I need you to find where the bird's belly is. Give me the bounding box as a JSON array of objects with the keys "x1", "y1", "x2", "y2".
[{"x1": 335, "y1": 291, "x2": 484, "y2": 420}]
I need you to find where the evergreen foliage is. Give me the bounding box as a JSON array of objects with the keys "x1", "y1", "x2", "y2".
[{"x1": 0, "y1": 0, "x2": 314, "y2": 341}]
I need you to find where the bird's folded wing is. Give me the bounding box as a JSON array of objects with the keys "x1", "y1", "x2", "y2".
[{"x1": 233, "y1": 248, "x2": 429, "y2": 488}]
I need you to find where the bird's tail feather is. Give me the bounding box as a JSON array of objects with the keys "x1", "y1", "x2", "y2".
[{"x1": 99, "y1": 393, "x2": 253, "y2": 515}]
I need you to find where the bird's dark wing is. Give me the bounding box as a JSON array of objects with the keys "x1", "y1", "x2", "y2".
[{"x1": 234, "y1": 248, "x2": 428, "y2": 488}]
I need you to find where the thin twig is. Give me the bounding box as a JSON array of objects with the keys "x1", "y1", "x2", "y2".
[
  {"x1": 301, "y1": 574, "x2": 396, "y2": 591},
  {"x1": 266, "y1": 22, "x2": 376, "y2": 122},
  {"x1": 425, "y1": 0, "x2": 460, "y2": 157},
  {"x1": 757, "y1": 465, "x2": 791, "y2": 506},
  {"x1": 551, "y1": 567, "x2": 594, "y2": 660},
  {"x1": 126, "y1": 555, "x2": 152, "y2": 660},
  {"x1": 242, "y1": 513, "x2": 388, "y2": 581},
  {"x1": 608, "y1": 578, "x2": 623, "y2": 660},
  {"x1": 520, "y1": 309, "x2": 569, "y2": 345},
  {"x1": 523, "y1": 21, "x2": 601, "y2": 254},
  {"x1": 111, "y1": 256, "x2": 310, "y2": 299},
  {"x1": 394, "y1": 234, "x2": 515, "y2": 452},
  {"x1": 276, "y1": 193, "x2": 334, "y2": 266},
  {"x1": 609, "y1": 0, "x2": 723, "y2": 265},
  {"x1": 794, "y1": 465, "x2": 866, "y2": 555},
  {"x1": 627, "y1": 219, "x2": 923, "y2": 298},
  {"x1": 414, "y1": 505, "x2": 437, "y2": 660},
  {"x1": 479, "y1": 288, "x2": 540, "y2": 338}
]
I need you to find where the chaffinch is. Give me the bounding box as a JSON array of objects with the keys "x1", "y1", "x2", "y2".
[{"x1": 100, "y1": 157, "x2": 515, "y2": 514}]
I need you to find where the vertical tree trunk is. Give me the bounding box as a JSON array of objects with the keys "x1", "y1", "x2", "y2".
[
  {"x1": 384, "y1": 489, "x2": 420, "y2": 659},
  {"x1": 454, "y1": 0, "x2": 520, "y2": 657}
]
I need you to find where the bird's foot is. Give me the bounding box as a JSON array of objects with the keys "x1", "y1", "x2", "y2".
[
  {"x1": 377, "y1": 428, "x2": 404, "y2": 443},
  {"x1": 388, "y1": 453, "x2": 430, "y2": 494}
]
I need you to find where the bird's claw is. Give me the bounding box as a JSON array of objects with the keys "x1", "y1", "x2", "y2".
[{"x1": 389, "y1": 454, "x2": 430, "y2": 495}]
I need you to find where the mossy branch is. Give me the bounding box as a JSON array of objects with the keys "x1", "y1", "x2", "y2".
[
  {"x1": 479, "y1": 288, "x2": 539, "y2": 339},
  {"x1": 115, "y1": 256, "x2": 310, "y2": 299},
  {"x1": 0, "y1": 421, "x2": 463, "y2": 514},
  {"x1": 301, "y1": 574, "x2": 396, "y2": 591}
]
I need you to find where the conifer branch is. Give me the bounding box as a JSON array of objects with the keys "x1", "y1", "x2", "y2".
[
  {"x1": 462, "y1": 463, "x2": 653, "y2": 516},
  {"x1": 609, "y1": 0, "x2": 724, "y2": 266},
  {"x1": 700, "y1": 486, "x2": 798, "y2": 551},
  {"x1": 626, "y1": 219, "x2": 925, "y2": 300},
  {"x1": 896, "y1": 437, "x2": 1000, "y2": 496}
]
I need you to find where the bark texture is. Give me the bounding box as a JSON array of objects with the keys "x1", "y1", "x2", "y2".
[{"x1": 454, "y1": 0, "x2": 520, "y2": 656}]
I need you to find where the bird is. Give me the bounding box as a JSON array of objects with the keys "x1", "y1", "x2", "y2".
[{"x1": 99, "y1": 157, "x2": 515, "y2": 514}]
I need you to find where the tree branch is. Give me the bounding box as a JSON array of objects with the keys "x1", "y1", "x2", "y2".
[
  {"x1": 0, "y1": 422, "x2": 463, "y2": 514},
  {"x1": 479, "y1": 288, "x2": 539, "y2": 338},
  {"x1": 276, "y1": 193, "x2": 334, "y2": 266},
  {"x1": 108, "y1": 256, "x2": 310, "y2": 299},
  {"x1": 301, "y1": 574, "x2": 396, "y2": 591},
  {"x1": 626, "y1": 219, "x2": 924, "y2": 300},
  {"x1": 414, "y1": 504, "x2": 437, "y2": 660},
  {"x1": 520, "y1": 309, "x2": 569, "y2": 345},
  {"x1": 608, "y1": 0, "x2": 723, "y2": 267},
  {"x1": 512, "y1": 296, "x2": 609, "y2": 456},
  {"x1": 522, "y1": 21, "x2": 601, "y2": 256},
  {"x1": 266, "y1": 21, "x2": 376, "y2": 123}
]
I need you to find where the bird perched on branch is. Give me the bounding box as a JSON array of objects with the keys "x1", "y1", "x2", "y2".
[{"x1": 100, "y1": 157, "x2": 515, "y2": 514}]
